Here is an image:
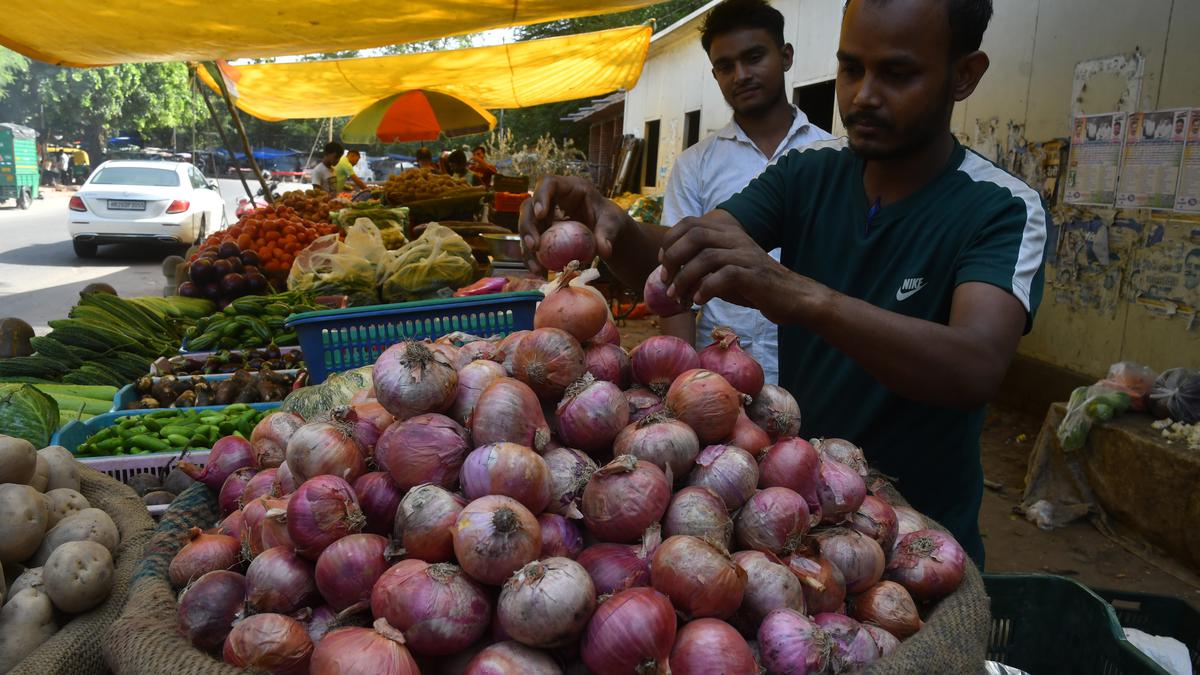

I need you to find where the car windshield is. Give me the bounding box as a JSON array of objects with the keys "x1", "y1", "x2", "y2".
[{"x1": 90, "y1": 167, "x2": 180, "y2": 187}]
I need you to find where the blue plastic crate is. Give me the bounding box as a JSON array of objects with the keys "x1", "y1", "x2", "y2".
[
  {"x1": 110, "y1": 370, "x2": 301, "y2": 412},
  {"x1": 285, "y1": 291, "x2": 542, "y2": 384},
  {"x1": 53, "y1": 404, "x2": 280, "y2": 455}
]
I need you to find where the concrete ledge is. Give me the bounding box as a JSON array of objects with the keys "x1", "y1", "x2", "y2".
[{"x1": 996, "y1": 354, "x2": 1092, "y2": 417}]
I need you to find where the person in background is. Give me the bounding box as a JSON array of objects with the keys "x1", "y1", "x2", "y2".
[
  {"x1": 416, "y1": 147, "x2": 438, "y2": 171},
  {"x1": 336, "y1": 148, "x2": 369, "y2": 192},
  {"x1": 468, "y1": 145, "x2": 498, "y2": 188},
  {"x1": 659, "y1": 0, "x2": 833, "y2": 385},
  {"x1": 309, "y1": 141, "x2": 342, "y2": 192},
  {"x1": 443, "y1": 149, "x2": 469, "y2": 179}
]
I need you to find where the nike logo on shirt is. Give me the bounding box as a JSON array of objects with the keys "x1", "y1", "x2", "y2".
[{"x1": 895, "y1": 277, "x2": 927, "y2": 301}]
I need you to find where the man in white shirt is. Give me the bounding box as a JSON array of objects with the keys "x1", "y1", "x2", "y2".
[
  {"x1": 309, "y1": 141, "x2": 342, "y2": 193},
  {"x1": 660, "y1": 0, "x2": 832, "y2": 384}
]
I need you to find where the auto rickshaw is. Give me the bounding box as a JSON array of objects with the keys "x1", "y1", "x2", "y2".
[{"x1": 0, "y1": 123, "x2": 38, "y2": 209}]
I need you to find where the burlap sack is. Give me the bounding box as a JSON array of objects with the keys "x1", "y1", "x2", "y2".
[
  {"x1": 866, "y1": 481, "x2": 992, "y2": 674},
  {"x1": 103, "y1": 482, "x2": 243, "y2": 674},
  {"x1": 9, "y1": 466, "x2": 155, "y2": 675}
]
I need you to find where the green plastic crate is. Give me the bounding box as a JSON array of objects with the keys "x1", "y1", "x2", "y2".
[{"x1": 1094, "y1": 586, "x2": 1200, "y2": 673}]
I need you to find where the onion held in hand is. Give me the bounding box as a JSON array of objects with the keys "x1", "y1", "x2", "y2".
[
  {"x1": 287, "y1": 475, "x2": 365, "y2": 560},
  {"x1": 170, "y1": 527, "x2": 241, "y2": 588},
  {"x1": 460, "y1": 443, "x2": 551, "y2": 514},
  {"x1": 699, "y1": 326, "x2": 764, "y2": 397},
  {"x1": 178, "y1": 570, "x2": 246, "y2": 653},
  {"x1": 513, "y1": 327, "x2": 587, "y2": 401},
  {"x1": 498, "y1": 557, "x2": 596, "y2": 648},
  {"x1": 538, "y1": 513, "x2": 584, "y2": 559},
  {"x1": 370, "y1": 560, "x2": 492, "y2": 656},
  {"x1": 556, "y1": 374, "x2": 629, "y2": 452},
  {"x1": 581, "y1": 587, "x2": 677, "y2": 675},
  {"x1": 543, "y1": 446, "x2": 597, "y2": 519},
  {"x1": 732, "y1": 550, "x2": 806, "y2": 637},
  {"x1": 629, "y1": 336, "x2": 699, "y2": 396},
  {"x1": 251, "y1": 412, "x2": 305, "y2": 468},
  {"x1": 813, "y1": 527, "x2": 885, "y2": 594},
  {"x1": 643, "y1": 265, "x2": 689, "y2": 318},
  {"x1": 246, "y1": 546, "x2": 317, "y2": 614},
  {"x1": 394, "y1": 484, "x2": 466, "y2": 563},
  {"x1": 734, "y1": 487, "x2": 810, "y2": 556},
  {"x1": 757, "y1": 608, "x2": 832, "y2": 675},
  {"x1": 666, "y1": 369, "x2": 741, "y2": 445},
  {"x1": 534, "y1": 266, "x2": 608, "y2": 343},
  {"x1": 315, "y1": 533, "x2": 391, "y2": 612},
  {"x1": 536, "y1": 220, "x2": 596, "y2": 272},
  {"x1": 613, "y1": 412, "x2": 699, "y2": 483},
  {"x1": 373, "y1": 341, "x2": 458, "y2": 421},
  {"x1": 885, "y1": 529, "x2": 966, "y2": 602},
  {"x1": 669, "y1": 618, "x2": 758, "y2": 675},
  {"x1": 849, "y1": 580, "x2": 922, "y2": 639},
  {"x1": 581, "y1": 455, "x2": 671, "y2": 543},
  {"x1": 688, "y1": 444, "x2": 759, "y2": 511},
  {"x1": 223, "y1": 612, "x2": 313, "y2": 675},
  {"x1": 469, "y1": 377, "x2": 552, "y2": 452},
  {"x1": 310, "y1": 620, "x2": 421, "y2": 675},
  {"x1": 651, "y1": 535, "x2": 746, "y2": 620},
  {"x1": 662, "y1": 486, "x2": 732, "y2": 548},
  {"x1": 376, "y1": 413, "x2": 470, "y2": 491},
  {"x1": 584, "y1": 342, "x2": 631, "y2": 389},
  {"x1": 450, "y1": 359, "x2": 507, "y2": 426},
  {"x1": 746, "y1": 383, "x2": 801, "y2": 441},
  {"x1": 452, "y1": 495, "x2": 542, "y2": 585}
]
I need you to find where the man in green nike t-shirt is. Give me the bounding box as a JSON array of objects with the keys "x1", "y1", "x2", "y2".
[{"x1": 519, "y1": 0, "x2": 1047, "y2": 564}]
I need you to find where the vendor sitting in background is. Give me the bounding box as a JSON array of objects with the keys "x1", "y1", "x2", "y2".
[
  {"x1": 416, "y1": 147, "x2": 438, "y2": 171},
  {"x1": 443, "y1": 149, "x2": 469, "y2": 180},
  {"x1": 468, "y1": 145, "x2": 498, "y2": 188},
  {"x1": 309, "y1": 141, "x2": 341, "y2": 192},
  {"x1": 336, "y1": 148, "x2": 369, "y2": 192}
]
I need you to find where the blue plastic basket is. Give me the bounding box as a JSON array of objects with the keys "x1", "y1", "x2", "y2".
[
  {"x1": 53, "y1": 404, "x2": 280, "y2": 455},
  {"x1": 285, "y1": 291, "x2": 542, "y2": 384},
  {"x1": 110, "y1": 370, "x2": 301, "y2": 412}
]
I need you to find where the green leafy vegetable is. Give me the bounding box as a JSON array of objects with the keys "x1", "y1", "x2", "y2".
[{"x1": 0, "y1": 383, "x2": 60, "y2": 448}]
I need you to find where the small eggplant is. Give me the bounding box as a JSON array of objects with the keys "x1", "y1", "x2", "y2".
[
  {"x1": 151, "y1": 376, "x2": 177, "y2": 404},
  {"x1": 173, "y1": 390, "x2": 198, "y2": 408},
  {"x1": 194, "y1": 382, "x2": 215, "y2": 406},
  {"x1": 137, "y1": 396, "x2": 161, "y2": 410},
  {"x1": 264, "y1": 343, "x2": 282, "y2": 360},
  {"x1": 151, "y1": 358, "x2": 174, "y2": 376},
  {"x1": 235, "y1": 384, "x2": 261, "y2": 404},
  {"x1": 136, "y1": 375, "x2": 154, "y2": 394}
]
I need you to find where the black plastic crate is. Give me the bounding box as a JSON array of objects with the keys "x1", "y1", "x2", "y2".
[{"x1": 1094, "y1": 586, "x2": 1200, "y2": 673}]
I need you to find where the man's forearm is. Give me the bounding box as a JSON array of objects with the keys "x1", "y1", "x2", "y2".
[
  {"x1": 604, "y1": 219, "x2": 668, "y2": 290},
  {"x1": 660, "y1": 311, "x2": 697, "y2": 344}
]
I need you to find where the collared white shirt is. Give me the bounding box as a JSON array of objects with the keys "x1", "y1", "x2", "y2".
[{"x1": 661, "y1": 105, "x2": 832, "y2": 385}]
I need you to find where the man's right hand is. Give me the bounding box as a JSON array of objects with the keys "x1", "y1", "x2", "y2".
[{"x1": 519, "y1": 176, "x2": 635, "y2": 276}]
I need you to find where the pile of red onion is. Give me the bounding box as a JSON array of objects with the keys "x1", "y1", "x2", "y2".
[{"x1": 172, "y1": 322, "x2": 968, "y2": 673}]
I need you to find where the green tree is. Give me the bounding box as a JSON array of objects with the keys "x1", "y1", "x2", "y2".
[{"x1": 0, "y1": 48, "x2": 28, "y2": 97}]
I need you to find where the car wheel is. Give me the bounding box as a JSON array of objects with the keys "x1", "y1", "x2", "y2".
[
  {"x1": 73, "y1": 239, "x2": 98, "y2": 258},
  {"x1": 16, "y1": 187, "x2": 31, "y2": 210}
]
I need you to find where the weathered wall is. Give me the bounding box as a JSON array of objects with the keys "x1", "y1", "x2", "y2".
[{"x1": 623, "y1": 0, "x2": 1200, "y2": 378}]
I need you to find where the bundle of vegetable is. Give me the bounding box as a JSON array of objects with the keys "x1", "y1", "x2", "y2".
[
  {"x1": 196, "y1": 202, "x2": 338, "y2": 275},
  {"x1": 76, "y1": 404, "x2": 270, "y2": 457},
  {"x1": 287, "y1": 222, "x2": 387, "y2": 307},
  {"x1": 330, "y1": 205, "x2": 409, "y2": 250},
  {"x1": 32, "y1": 384, "x2": 117, "y2": 427},
  {"x1": 0, "y1": 436, "x2": 117, "y2": 671},
  {"x1": 128, "y1": 369, "x2": 295, "y2": 410},
  {"x1": 151, "y1": 344, "x2": 304, "y2": 376},
  {"x1": 377, "y1": 223, "x2": 476, "y2": 303},
  {"x1": 0, "y1": 293, "x2": 215, "y2": 386},
  {"x1": 182, "y1": 291, "x2": 320, "y2": 351},
  {"x1": 167, "y1": 322, "x2": 971, "y2": 674},
  {"x1": 178, "y1": 241, "x2": 272, "y2": 307}
]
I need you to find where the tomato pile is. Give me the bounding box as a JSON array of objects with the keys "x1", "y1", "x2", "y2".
[{"x1": 196, "y1": 205, "x2": 338, "y2": 274}]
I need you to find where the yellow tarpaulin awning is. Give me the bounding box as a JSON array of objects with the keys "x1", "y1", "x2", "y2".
[
  {"x1": 0, "y1": 0, "x2": 663, "y2": 67},
  {"x1": 197, "y1": 26, "x2": 652, "y2": 121}
]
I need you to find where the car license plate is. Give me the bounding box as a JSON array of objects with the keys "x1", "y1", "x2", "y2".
[{"x1": 108, "y1": 200, "x2": 145, "y2": 211}]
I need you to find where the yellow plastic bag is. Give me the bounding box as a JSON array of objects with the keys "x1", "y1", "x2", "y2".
[{"x1": 378, "y1": 223, "x2": 475, "y2": 302}]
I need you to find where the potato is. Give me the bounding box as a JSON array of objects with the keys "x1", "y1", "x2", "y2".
[
  {"x1": 7, "y1": 567, "x2": 42, "y2": 602},
  {"x1": 38, "y1": 446, "x2": 80, "y2": 492},
  {"x1": 43, "y1": 488, "x2": 90, "y2": 528},
  {"x1": 27, "y1": 507, "x2": 118, "y2": 567},
  {"x1": 0, "y1": 436, "x2": 37, "y2": 485},
  {"x1": 0, "y1": 483, "x2": 48, "y2": 563},
  {"x1": 0, "y1": 587, "x2": 58, "y2": 671},
  {"x1": 28, "y1": 454, "x2": 49, "y2": 492},
  {"x1": 43, "y1": 540, "x2": 113, "y2": 613}
]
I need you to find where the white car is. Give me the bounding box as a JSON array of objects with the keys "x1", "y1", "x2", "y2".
[{"x1": 67, "y1": 160, "x2": 228, "y2": 258}]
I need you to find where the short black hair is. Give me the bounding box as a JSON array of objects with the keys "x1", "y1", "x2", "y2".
[
  {"x1": 447, "y1": 149, "x2": 467, "y2": 165},
  {"x1": 323, "y1": 141, "x2": 344, "y2": 156},
  {"x1": 473, "y1": 145, "x2": 486, "y2": 154},
  {"x1": 700, "y1": 0, "x2": 785, "y2": 54},
  {"x1": 415, "y1": 147, "x2": 432, "y2": 162},
  {"x1": 847, "y1": 0, "x2": 993, "y2": 57}
]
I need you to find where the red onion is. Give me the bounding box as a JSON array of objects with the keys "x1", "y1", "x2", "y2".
[
  {"x1": 394, "y1": 484, "x2": 466, "y2": 563},
  {"x1": 687, "y1": 444, "x2": 759, "y2": 511},
  {"x1": 470, "y1": 377, "x2": 552, "y2": 451},
  {"x1": 251, "y1": 412, "x2": 305, "y2": 469},
  {"x1": 732, "y1": 550, "x2": 806, "y2": 636},
  {"x1": 813, "y1": 613, "x2": 877, "y2": 672},
  {"x1": 624, "y1": 385, "x2": 665, "y2": 423},
  {"x1": 538, "y1": 513, "x2": 584, "y2": 559},
  {"x1": 849, "y1": 580, "x2": 922, "y2": 639},
  {"x1": 498, "y1": 557, "x2": 596, "y2": 648},
  {"x1": 812, "y1": 528, "x2": 885, "y2": 594},
  {"x1": 698, "y1": 326, "x2": 764, "y2": 397},
  {"x1": 543, "y1": 447, "x2": 597, "y2": 519},
  {"x1": 862, "y1": 624, "x2": 901, "y2": 657},
  {"x1": 370, "y1": 560, "x2": 492, "y2": 655},
  {"x1": 310, "y1": 620, "x2": 421, "y2": 675},
  {"x1": 496, "y1": 331, "x2": 530, "y2": 377},
  {"x1": 513, "y1": 327, "x2": 587, "y2": 401},
  {"x1": 246, "y1": 545, "x2": 317, "y2": 614},
  {"x1": 758, "y1": 437, "x2": 822, "y2": 520},
  {"x1": 583, "y1": 343, "x2": 631, "y2": 389},
  {"x1": 241, "y1": 469, "x2": 278, "y2": 507},
  {"x1": 170, "y1": 527, "x2": 241, "y2": 587},
  {"x1": 260, "y1": 497, "x2": 294, "y2": 551},
  {"x1": 849, "y1": 494, "x2": 899, "y2": 551},
  {"x1": 816, "y1": 456, "x2": 866, "y2": 524},
  {"x1": 180, "y1": 436, "x2": 254, "y2": 491},
  {"x1": 735, "y1": 487, "x2": 810, "y2": 555},
  {"x1": 223, "y1": 612, "x2": 313, "y2": 675},
  {"x1": 376, "y1": 413, "x2": 471, "y2": 491},
  {"x1": 533, "y1": 267, "x2": 609, "y2": 343},
  {"x1": 746, "y1": 384, "x2": 802, "y2": 442},
  {"x1": 555, "y1": 374, "x2": 629, "y2": 452},
  {"x1": 178, "y1": 570, "x2": 247, "y2": 653},
  {"x1": 662, "y1": 486, "x2": 732, "y2": 548},
  {"x1": 453, "y1": 495, "x2": 542, "y2": 585},
  {"x1": 241, "y1": 495, "x2": 290, "y2": 558},
  {"x1": 590, "y1": 317, "x2": 621, "y2": 346},
  {"x1": 757, "y1": 608, "x2": 831, "y2": 675},
  {"x1": 651, "y1": 535, "x2": 745, "y2": 619},
  {"x1": 612, "y1": 412, "x2": 699, "y2": 483},
  {"x1": 460, "y1": 442, "x2": 551, "y2": 513},
  {"x1": 782, "y1": 551, "x2": 847, "y2": 615},
  {"x1": 892, "y1": 505, "x2": 926, "y2": 549},
  {"x1": 287, "y1": 475, "x2": 365, "y2": 560},
  {"x1": 727, "y1": 409, "x2": 771, "y2": 455},
  {"x1": 450, "y1": 360, "x2": 507, "y2": 426},
  {"x1": 314, "y1": 533, "x2": 391, "y2": 611},
  {"x1": 643, "y1": 265, "x2": 689, "y2": 318},
  {"x1": 666, "y1": 369, "x2": 741, "y2": 444},
  {"x1": 814, "y1": 437, "x2": 869, "y2": 478},
  {"x1": 629, "y1": 336, "x2": 699, "y2": 396},
  {"x1": 581, "y1": 587, "x2": 676, "y2": 675},
  {"x1": 464, "y1": 640, "x2": 562, "y2": 674},
  {"x1": 460, "y1": 338, "x2": 501, "y2": 364},
  {"x1": 285, "y1": 417, "x2": 366, "y2": 483},
  {"x1": 218, "y1": 509, "x2": 246, "y2": 541},
  {"x1": 274, "y1": 461, "x2": 299, "y2": 495},
  {"x1": 427, "y1": 341, "x2": 465, "y2": 371},
  {"x1": 670, "y1": 617, "x2": 757, "y2": 675},
  {"x1": 346, "y1": 402, "x2": 394, "y2": 456},
  {"x1": 885, "y1": 529, "x2": 966, "y2": 602},
  {"x1": 374, "y1": 341, "x2": 459, "y2": 420},
  {"x1": 296, "y1": 605, "x2": 339, "y2": 645},
  {"x1": 353, "y1": 472, "x2": 403, "y2": 535},
  {"x1": 219, "y1": 467, "x2": 258, "y2": 516},
  {"x1": 576, "y1": 525, "x2": 660, "y2": 595},
  {"x1": 350, "y1": 386, "x2": 376, "y2": 405},
  {"x1": 582, "y1": 455, "x2": 670, "y2": 543},
  {"x1": 537, "y1": 220, "x2": 596, "y2": 272}
]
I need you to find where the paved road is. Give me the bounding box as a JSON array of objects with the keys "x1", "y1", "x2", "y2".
[{"x1": 0, "y1": 180, "x2": 254, "y2": 333}]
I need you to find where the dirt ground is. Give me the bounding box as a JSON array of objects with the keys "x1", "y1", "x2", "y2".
[{"x1": 616, "y1": 316, "x2": 1200, "y2": 608}]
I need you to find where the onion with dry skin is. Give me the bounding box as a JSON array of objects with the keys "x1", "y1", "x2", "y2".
[
  {"x1": 498, "y1": 557, "x2": 596, "y2": 648},
  {"x1": 666, "y1": 369, "x2": 741, "y2": 445},
  {"x1": 746, "y1": 384, "x2": 801, "y2": 442},
  {"x1": 373, "y1": 341, "x2": 458, "y2": 421},
  {"x1": 698, "y1": 326, "x2": 764, "y2": 397},
  {"x1": 581, "y1": 456, "x2": 671, "y2": 543},
  {"x1": 612, "y1": 412, "x2": 699, "y2": 483},
  {"x1": 470, "y1": 377, "x2": 553, "y2": 452},
  {"x1": 513, "y1": 327, "x2": 587, "y2": 402},
  {"x1": 650, "y1": 535, "x2": 746, "y2": 620},
  {"x1": 533, "y1": 266, "x2": 609, "y2": 343}
]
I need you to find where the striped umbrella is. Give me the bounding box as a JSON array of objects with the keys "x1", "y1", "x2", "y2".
[{"x1": 341, "y1": 89, "x2": 496, "y2": 143}]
